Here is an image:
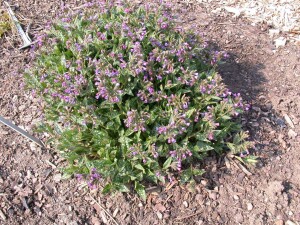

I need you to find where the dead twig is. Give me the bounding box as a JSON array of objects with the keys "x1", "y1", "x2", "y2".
[
  {"x1": 165, "y1": 180, "x2": 178, "y2": 191},
  {"x1": 227, "y1": 156, "x2": 253, "y2": 176},
  {"x1": 0, "y1": 193, "x2": 8, "y2": 196},
  {"x1": 0, "y1": 209, "x2": 6, "y2": 221},
  {"x1": 89, "y1": 194, "x2": 120, "y2": 225},
  {"x1": 45, "y1": 160, "x2": 57, "y2": 168},
  {"x1": 175, "y1": 210, "x2": 203, "y2": 220}
]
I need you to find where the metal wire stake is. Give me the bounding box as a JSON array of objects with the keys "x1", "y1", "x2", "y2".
[
  {"x1": 4, "y1": 1, "x2": 34, "y2": 49},
  {"x1": 0, "y1": 115, "x2": 45, "y2": 147}
]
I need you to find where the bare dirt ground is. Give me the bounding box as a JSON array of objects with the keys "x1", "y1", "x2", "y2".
[{"x1": 0, "y1": 1, "x2": 299, "y2": 224}]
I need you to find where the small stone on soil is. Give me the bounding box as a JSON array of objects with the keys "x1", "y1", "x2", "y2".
[
  {"x1": 247, "y1": 203, "x2": 253, "y2": 211},
  {"x1": 183, "y1": 201, "x2": 188, "y2": 208},
  {"x1": 156, "y1": 211, "x2": 163, "y2": 220},
  {"x1": 275, "y1": 37, "x2": 287, "y2": 48},
  {"x1": 284, "y1": 114, "x2": 295, "y2": 128},
  {"x1": 233, "y1": 195, "x2": 239, "y2": 200},
  {"x1": 201, "y1": 180, "x2": 207, "y2": 186},
  {"x1": 30, "y1": 142, "x2": 37, "y2": 151},
  {"x1": 286, "y1": 220, "x2": 296, "y2": 225},
  {"x1": 288, "y1": 129, "x2": 297, "y2": 139},
  {"x1": 53, "y1": 173, "x2": 62, "y2": 183},
  {"x1": 112, "y1": 208, "x2": 119, "y2": 217}
]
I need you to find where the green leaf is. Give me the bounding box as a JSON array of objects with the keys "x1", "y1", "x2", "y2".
[
  {"x1": 195, "y1": 133, "x2": 209, "y2": 142},
  {"x1": 221, "y1": 115, "x2": 231, "y2": 120},
  {"x1": 134, "y1": 164, "x2": 146, "y2": 173},
  {"x1": 135, "y1": 182, "x2": 146, "y2": 201},
  {"x1": 163, "y1": 157, "x2": 173, "y2": 170},
  {"x1": 192, "y1": 168, "x2": 205, "y2": 176},
  {"x1": 226, "y1": 142, "x2": 236, "y2": 152},
  {"x1": 180, "y1": 169, "x2": 193, "y2": 184},
  {"x1": 195, "y1": 141, "x2": 214, "y2": 152},
  {"x1": 116, "y1": 184, "x2": 130, "y2": 192},
  {"x1": 186, "y1": 108, "x2": 196, "y2": 117},
  {"x1": 102, "y1": 183, "x2": 113, "y2": 194}
]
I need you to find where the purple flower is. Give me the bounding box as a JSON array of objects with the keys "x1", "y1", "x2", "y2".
[
  {"x1": 157, "y1": 126, "x2": 167, "y2": 135},
  {"x1": 147, "y1": 86, "x2": 154, "y2": 94},
  {"x1": 75, "y1": 174, "x2": 83, "y2": 181},
  {"x1": 124, "y1": 8, "x2": 131, "y2": 13},
  {"x1": 177, "y1": 160, "x2": 182, "y2": 171},
  {"x1": 87, "y1": 181, "x2": 97, "y2": 190},
  {"x1": 75, "y1": 43, "x2": 82, "y2": 52},
  {"x1": 168, "y1": 137, "x2": 176, "y2": 144},
  {"x1": 104, "y1": 23, "x2": 111, "y2": 30},
  {"x1": 208, "y1": 132, "x2": 214, "y2": 140},
  {"x1": 161, "y1": 22, "x2": 168, "y2": 29},
  {"x1": 169, "y1": 150, "x2": 176, "y2": 157}
]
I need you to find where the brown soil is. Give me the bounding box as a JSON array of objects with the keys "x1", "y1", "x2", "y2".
[{"x1": 0, "y1": 1, "x2": 299, "y2": 224}]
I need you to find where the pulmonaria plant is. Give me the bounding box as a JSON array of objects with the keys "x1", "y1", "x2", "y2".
[{"x1": 25, "y1": 0, "x2": 254, "y2": 199}]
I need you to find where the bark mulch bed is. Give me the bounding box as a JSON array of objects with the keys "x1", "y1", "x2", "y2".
[{"x1": 0, "y1": 1, "x2": 299, "y2": 224}]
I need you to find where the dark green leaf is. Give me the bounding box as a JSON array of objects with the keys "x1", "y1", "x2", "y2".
[
  {"x1": 135, "y1": 182, "x2": 146, "y2": 201},
  {"x1": 163, "y1": 157, "x2": 173, "y2": 170}
]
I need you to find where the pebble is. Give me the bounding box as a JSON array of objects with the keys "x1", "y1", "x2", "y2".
[
  {"x1": 286, "y1": 220, "x2": 296, "y2": 225},
  {"x1": 201, "y1": 180, "x2": 208, "y2": 186},
  {"x1": 233, "y1": 195, "x2": 239, "y2": 200},
  {"x1": 284, "y1": 114, "x2": 295, "y2": 128},
  {"x1": 288, "y1": 129, "x2": 297, "y2": 139},
  {"x1": 183, "y1": 201, "x2": 188, "y2": 208},
  {"x1": 156, "y1": 211, "x2": 163, "y2": 220},
  {"x1": 30, "y1": 142, "x2": 37, "y2": 151},
  {"x1": 247, "y1": 203, "x2": 253, "y2": 211},
  {"x1": 53, "y1": 173, "x2": 62, "y2": 183},
  {"x1": 113, "y1": 208, "x2": 119, "y2": 217},
  {"x1": 275, "y1": 37, "x2": 287, "y2": 48}
]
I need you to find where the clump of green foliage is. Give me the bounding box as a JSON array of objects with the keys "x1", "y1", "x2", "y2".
[
  {"x1": 25, "y1": 1, "x2": 253, "y2": 199},
  {"x1": 0, "y1": 10, "x2": 11, "y2": 37}
]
